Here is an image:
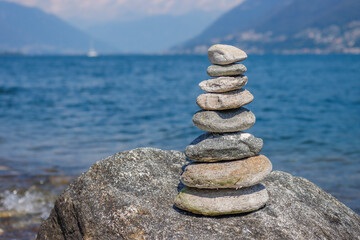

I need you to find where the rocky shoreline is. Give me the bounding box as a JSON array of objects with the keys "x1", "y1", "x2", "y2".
[{"x1": 37, "y1": 148, "x2": 360, "y2": 239}]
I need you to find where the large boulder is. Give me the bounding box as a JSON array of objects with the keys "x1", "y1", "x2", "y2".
[{"x1": 37, "y1": 148, "x2": 360, "y2": 240}]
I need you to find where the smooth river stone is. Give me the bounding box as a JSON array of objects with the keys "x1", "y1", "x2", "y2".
[
  {"x1": 180, "y1": 155, "x2": 272, "y2": 189},
  {"x1": 196, "y1": 89, "x2": 254, "y2": 110},
  {"x1": 199, "y1": 75, "x2": 248, "y2": 93},
  {"x1": 185, "y1": 132, "x2": 263, "y2": 162},
  {"x1": 208, "y1": 44, "x2": 247, "y2": 65},
  {"x1": 174, "y1": 184, "x2": 268, "y2": 216},
  {"x1": 207, "y1": 63, "x2": 247, "y2": 77},
  {"x1": 192, "y1": 107, "x2": 255, "y2": 133}
]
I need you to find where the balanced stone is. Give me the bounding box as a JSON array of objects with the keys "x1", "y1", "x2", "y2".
[
  {"x1": 192, "y1": 107, "x2": 255, "y2": 133},
  {"x1": 199, "y1": 75, "x2": 248, "y2": 93},
  {"x1": 196, "y1": 89, "x2": 254, "y2": 110},
  {"x1": 174, "y1": 184, "x2": 268, "y2": 216},
  {"x1": 207, "y1": 63, "x2": 247, "y2": 77},
  {"x1": 208, "y1": 44, "x2": 247, "y2": 65},
  {"x1": 181, "y1": 155, "x2": 272, "y2": 189},
  {"x1": 185, "y1": 132, "x2": 263, "y2": 162}
]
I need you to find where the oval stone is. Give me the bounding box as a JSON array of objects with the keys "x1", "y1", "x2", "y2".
[
  {"x1": 208, "y1": 44, "x2": 247, "y2": 65},
  {"x1": 199, "y1": 75, "x2": 248, "y2": 93},
  {"x1": 196, "y1": 89, "x2": 254, "y2": 110},
  {"x1": 192, "y1": 107, "x2": 255, "y2": 133},
  {"x1": 185, "y1": 132, "x2": 263, "y2": 162},
  {"x1": 174, "y1": 184, "x2": 268, "y2": 216},
  {"x1": 207, "y1": 63, "x2": 247, "y2": 77},
  {"x1": 180, "y1": 155, "x2": 272, "y2": 189}
]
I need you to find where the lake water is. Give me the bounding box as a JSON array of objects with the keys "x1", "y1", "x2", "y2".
[{"x1": 0, "y1": 55, "x2": 359, "y2": 238}]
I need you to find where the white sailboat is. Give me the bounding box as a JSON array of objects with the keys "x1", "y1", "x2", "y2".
[{"x1": 87, "y1": 41, "x2": 98, "y2": 57}]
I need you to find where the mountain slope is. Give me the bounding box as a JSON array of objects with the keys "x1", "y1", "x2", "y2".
[
  {"x1": 173, "y1": 0, "x2": 360, "y2": 54},
  {"x1": 190, "y1": 0, "x2": 290, "y2": 43},
  {"x1": 0, "y1": 1, "x2": 112, "y2": 54},
  {"x1": 85, "y1": 11, "x2": 220, "y2": 53}
]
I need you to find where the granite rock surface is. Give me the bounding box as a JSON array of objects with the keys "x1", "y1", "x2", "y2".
[
  {"x1": 37, "y1": 148, "x2": 360, "y2": 240},
  {"x1": 185, "y1": 132, "x2": 263, "y2": 162}
]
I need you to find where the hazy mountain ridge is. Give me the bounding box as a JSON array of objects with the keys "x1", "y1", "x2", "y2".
[
  {"x1": 0, "y1": 1, "x2": 218, "y2": 54},
  {"x1": 2, "y1": 0, "x2": 359, "y2": 54},
  {"x1": 0, "y1": 1, "x2": 112, "y2": 54},
  {"x1": 84, "y1": 11, "x2": 220, "y2": 53},
  {"x1": 173, "y1": 0, "x2": 360, "y2": 54}
]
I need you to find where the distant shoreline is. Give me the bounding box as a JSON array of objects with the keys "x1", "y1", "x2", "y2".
[
  {"x1": 0, "y1": 51, "x2": 24, "y2": 56},
  {"x1": 1, "y1": 52, "x2": 360, "y2": 57}
]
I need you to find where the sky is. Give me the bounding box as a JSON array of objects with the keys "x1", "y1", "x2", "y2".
[{"x1": 5, "y1": 0, "x2": 245, "y2": 22}]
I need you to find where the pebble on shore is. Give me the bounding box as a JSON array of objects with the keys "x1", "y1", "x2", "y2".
[
  {"x1": 185, "y1": 132, "x2": 263, "y2": 162},
  {"x1": 180, "y1": 155, "x2": 272, "y2": 189},
  {"x1": 199, "y1": 75, "x2": 248, "y2": 93},
  {"x1": 196, "y1": 89, "x2": 254, "y2": 110},
  {"x1": 192, "y1": 107, "x2": 256, "y2": 133},
  {"x1": 207, "y1": 63, "x2": 247, "y2": 77},
  {"x1": 208, "y1": 44, "x2": 247, "y2": 65},
  {"x1": 174, "y1": 184, "x2": 268, "y2": 216}
]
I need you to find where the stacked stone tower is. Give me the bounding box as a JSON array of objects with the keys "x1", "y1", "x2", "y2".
[{"x1": 174, "y1": 44, "x2": 272, "y2": 216}]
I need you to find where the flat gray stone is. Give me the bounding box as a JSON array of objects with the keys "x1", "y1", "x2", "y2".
[
  {"x1": 196, "y1": 89, "x2": 254, "y2": 110},
  {"x1": 174, "y1": 184, "x2": 268, "y2": 216},
  {"x1": 180, "y1": 155, "x2": 272, "y2": 189},
  {"x1": 208, "y1": 44, "x2": 247, "y2": 65},
  {"x1": 37, "y1": 148, "x2": 360, "y2": 240},
  {"x1": 185, "y1": 132, "x2": 263, "y2": 162},
  {"x1": 199, "y1": 75, "x2": 248, "y2": 93},
  {"x1": 192, "y1": 107, "x2": 255, "y2": 133},
  {"x1": 207, "y1": 63, "x2": 247, "y2": 77}
]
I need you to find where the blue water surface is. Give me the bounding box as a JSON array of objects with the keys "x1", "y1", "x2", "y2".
[{"x1": 0, "y1": 54, "x2": 359, "y2": 212}]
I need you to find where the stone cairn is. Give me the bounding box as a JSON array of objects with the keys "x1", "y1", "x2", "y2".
[{"x1": 174, "y1": 44, "x2": 273, "y2": 216}]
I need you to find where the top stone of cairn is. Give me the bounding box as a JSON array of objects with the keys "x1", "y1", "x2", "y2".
[{"x1": 208, "y1": 44, "x2": 247, "y2": 65}]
